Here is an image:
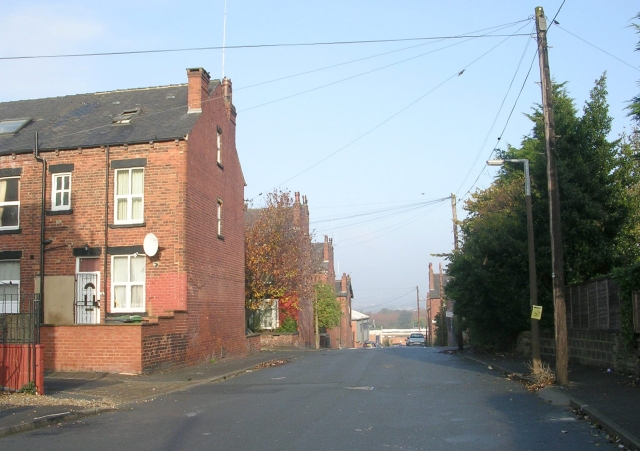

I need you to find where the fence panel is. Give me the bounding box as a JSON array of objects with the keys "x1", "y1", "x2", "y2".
[{"x1": 566, "y1": 279, "x2": 619, "y2": 331}]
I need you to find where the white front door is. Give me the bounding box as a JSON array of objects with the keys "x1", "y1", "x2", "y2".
[{"x1": 75, "y1": 257, "x2": 100, "y2": 324}]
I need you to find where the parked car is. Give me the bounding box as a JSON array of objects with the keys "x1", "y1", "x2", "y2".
[
  {"x1": 363, "y1": 340, "x2": 378, "y2": 348},
  {"x1": 406, "y1": 333, "x2": 426, "y2": 347}
]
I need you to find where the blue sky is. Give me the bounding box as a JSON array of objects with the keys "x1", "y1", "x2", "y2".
[{"x1": 2, "y1": 1, "x2": 639, "y2": 312}]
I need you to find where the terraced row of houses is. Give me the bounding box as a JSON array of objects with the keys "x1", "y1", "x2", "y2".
[{"x1": 0, "y1": 67, "x2": 354, "y2": 393}]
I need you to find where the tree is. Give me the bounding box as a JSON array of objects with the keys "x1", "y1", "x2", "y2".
[
  {"x1": 245, "y1": 190, "x2": 312, "y2": 327},
  {"x1": 314, "y1": 282, "x2": 341, "y2": 330},
  {"x1": 628, "y1": 12, "x2": 640, "y2": 122},
  {"x1": 397, "y1": 310, "x2": 413, "y2": 329},
  {"x1": 447, "y1": 75, "x2": 637, "y2": 350}
]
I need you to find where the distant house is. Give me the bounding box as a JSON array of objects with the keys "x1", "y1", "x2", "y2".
[
  {"x1": 428, "y1": 262, "x2": 451, "y2": 345},
  {"x1": 311, "y1": 235, "x2": 355, "y2": 349},
  {"x1": 351, "y1": 309, "x2": 369, "y2": 346},
  {"x1": 0, "y1": 67, "x2": 251, "y2": 377},
  {"x1": 328, "y1": 273, "x2": 354, "y2": 349}
]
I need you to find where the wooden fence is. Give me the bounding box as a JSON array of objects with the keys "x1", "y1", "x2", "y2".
[{"x1": 566, "y1": 278, "x2": 620, "y2": 331}]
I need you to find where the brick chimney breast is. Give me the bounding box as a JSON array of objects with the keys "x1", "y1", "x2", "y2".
[{"x1": 187, "y1": 67, "x2": 210, "y2": 113}]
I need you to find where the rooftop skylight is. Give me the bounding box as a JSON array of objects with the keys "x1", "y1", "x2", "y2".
[
  {"x1": 112, "y1": 109, "x2": 140, "y2": 125},
  {"x1": 0, "y1": 118, "x2": 31, "y2": 134}
]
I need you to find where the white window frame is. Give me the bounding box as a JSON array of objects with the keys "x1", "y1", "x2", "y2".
[
  {"x1": 259, "y1": 299, "x2": 279, "y2": 330},
  {"x1": 0, "y1": 177, "x2": 20, "y2": 230},
  {"x1": 0, "y1": 260, "x2": 20, "y2": 313},
  {"x1": 217, "y1": 199, "x2": 223, "y2": 236},
  {"x1": 52, "y1": 173, "x2": 72, "y2": 211},
  {"x1": 111, "y1": 254, "x2": 145, "y2": 313},
  {"x1": 114, "y1": 168, "x2": 144, "y2": 224},
  {"x1": 216, "y1": 128, "x2": 222, "y2": 164}
]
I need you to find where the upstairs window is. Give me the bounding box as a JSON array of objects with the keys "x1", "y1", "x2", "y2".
[
  {"x1": 114, "y1": 168, "x2": 144, "y2": 224},
  {"x1": 216, "y1": 127, "x2": 223, "y2": 165},
  {"x1": 52, "y1": 173, "x2": 72, "y2": 210},
  {"x1": 0, "y1": 177, "x2": 19, "y2": 229},
  {"x1": 0, "y1": 118, "x2": 31, "y2": 135},
  {"x1": 217, "y1": 199, "x2": 223, "y2": 236}
]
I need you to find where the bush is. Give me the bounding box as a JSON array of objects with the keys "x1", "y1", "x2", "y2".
[{"x1": 275, "y1": 317, "x2": 297, "y2": 333}]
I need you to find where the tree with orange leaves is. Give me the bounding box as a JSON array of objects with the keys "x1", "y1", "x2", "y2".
[{"x1": 245, "y1": 190, "x2": 312, "y2": 329}]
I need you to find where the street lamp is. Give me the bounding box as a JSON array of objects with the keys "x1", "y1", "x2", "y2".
[{"x1": 487, "y1": 159, "x2": 542, "y2": 373}]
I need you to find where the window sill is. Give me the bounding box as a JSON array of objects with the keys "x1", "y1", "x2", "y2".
[
  {"x1": 217, "y1": 234, "x2": 225, "y2": 241},
  {"x1": 217, "y1": 162, "x2": 224, "y2": 170},
  {"x1": 46, "y1": 209, "x2": 73, "y2": 216},
  {"x1": 0, "y1": 228, "x2": 21, "y2": 235},
  {"x1": 109, "y1": 222, "x2": 146, "y2": 229}
]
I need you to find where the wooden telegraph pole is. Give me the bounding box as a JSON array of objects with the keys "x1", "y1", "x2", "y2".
[
  {"x1": 535, "y1": 6, "x2": 569, "y2": 385},
  {"x1": 416, "y1": 286, "x2": 420, "y2": 332}
]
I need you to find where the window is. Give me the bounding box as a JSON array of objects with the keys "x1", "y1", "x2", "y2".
[
  {"x1": 52, "y1": 173, "x2": 71, "y2": 210},
  {"x1": 259, "y1": 300, "x2": 279, "y2": 330},
  {"x1": 0, "y1": 261, "x2": 19, "y2": 313},
  {"x1": 217, "y1": 199, "x2": 223, "y2": 236},
  {"x1": 0, "y1": 118, "x2": 30, "y2": 135},
  {"x1": 115, "y1": 168, "x2": 144, "y2": 224},
  {"x1": 216, "y1": 128, "x2": 222, "y2": 164},
  {"x1": 0, "y1": 177, "x2": 19, "y2": 229},
  {"x1": 112, "y1": 109, "x2": 140, "y2": 125},
  {"x1": 111, "y1": 255, "x2": 145, "y2": 312}
]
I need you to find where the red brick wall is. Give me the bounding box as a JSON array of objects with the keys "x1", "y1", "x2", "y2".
[
  {"x1": 259, "y1": 332, "x2": 303, "y2": 349},
  {"x1": 141, "y1": 311, "x2": 189, "y2": 372},
  {"x1": 246, "y1": 334, "x2": 261, "y2": 354},
  {"x1": 183, "y1": 80, "x2": 247, "y2": 362},
  {"x1": 41, "y1": 324, "x2": 142, "y2": 373}
]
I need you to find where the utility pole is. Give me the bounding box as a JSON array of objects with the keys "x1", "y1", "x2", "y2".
[
  {"x1": 535, "y1": 6, "x2": 569, "y2": 385},
  {"x1": 416, "y1": 286, "x2": 420, "y2": 332},
  {"x1": 439, "y1": 263, "x2": 445, "y2": 346},
  {"x1": 314, "y1": 289, "x2": 320, "y2": 350},
  {"x1": 451, "y1": 193, "x2": 464, "y2": 351},
  {"x1": 451, "y1": 193, "x2": 458, "y2": 250}
]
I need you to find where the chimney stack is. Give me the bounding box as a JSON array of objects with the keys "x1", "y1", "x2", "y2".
[
  {"x1": 187, "y1": 68, "x2": 210, "y2": 113},
  {"x1": 341, "y1": 273, "x2": 347, "y2": 292},
  {"x1": 323, "y1": 235, "x2": 329, "y2": 261},
  {"x1": 429, "y1": 263, "x2": 434, "y2": 290},
  {"x1": 222, "y1": 77, "x2": 232, "y2": 114}
]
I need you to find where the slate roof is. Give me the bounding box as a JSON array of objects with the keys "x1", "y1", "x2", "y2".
[{"x1": 0, "y1": 81, "x2": 221, "y2": 155}]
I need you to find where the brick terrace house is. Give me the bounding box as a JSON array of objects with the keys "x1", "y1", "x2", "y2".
[
  {"x1": 311, "y1": 235, "x2": 354, "y2": 349},
  {"x1": 329, "y1": 273, "x2": 354, "y2": 349},
  {"x1": 0, "y1": 67, "x2": 254, "y2": 376}
]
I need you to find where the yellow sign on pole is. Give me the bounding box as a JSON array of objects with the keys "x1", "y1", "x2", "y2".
[{"x1": 531, "y1": 305, "x2": 543, "y2": 320}]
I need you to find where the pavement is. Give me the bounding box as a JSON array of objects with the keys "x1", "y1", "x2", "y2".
[{"x1": 0, "y1": 347, "x2": 639, "y2": 450}]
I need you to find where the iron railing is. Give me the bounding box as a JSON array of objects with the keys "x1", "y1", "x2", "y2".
[{"x1": 0, "y1": 292, "x2": 40, "y2": 345}]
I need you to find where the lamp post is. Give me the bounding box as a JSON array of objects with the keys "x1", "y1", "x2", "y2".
[{"x1": 487, "y1": 159, "x2": 542, "y2": 373}]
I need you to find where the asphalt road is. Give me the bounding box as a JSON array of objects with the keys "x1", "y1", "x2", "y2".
[{"x1": 0, "y1": 347, "x2": 619, "y2": 450}]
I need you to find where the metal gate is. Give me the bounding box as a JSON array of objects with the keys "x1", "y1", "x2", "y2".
[{"x1": 75, "y1": 273, "x2": 100, "y2": 324}]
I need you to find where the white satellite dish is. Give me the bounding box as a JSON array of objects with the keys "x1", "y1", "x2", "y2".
[{"x1": 143, "y1": 233, "x2": 159, "y2": 257}]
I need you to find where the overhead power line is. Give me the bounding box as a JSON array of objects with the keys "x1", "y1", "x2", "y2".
[{"x1": 0, "y1": 30, "x2": 533, "y2": 61}]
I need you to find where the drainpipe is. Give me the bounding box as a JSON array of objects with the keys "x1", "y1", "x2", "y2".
[
  {"x1": 34, "y1": 133, "x2": 47, "y2": 325},
  {"x1": 33, "y1": 133, "x2": 48, "y2": 391},
  {"x1": 104, "y1": 146, "x2": 109, "y2": 315}
]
